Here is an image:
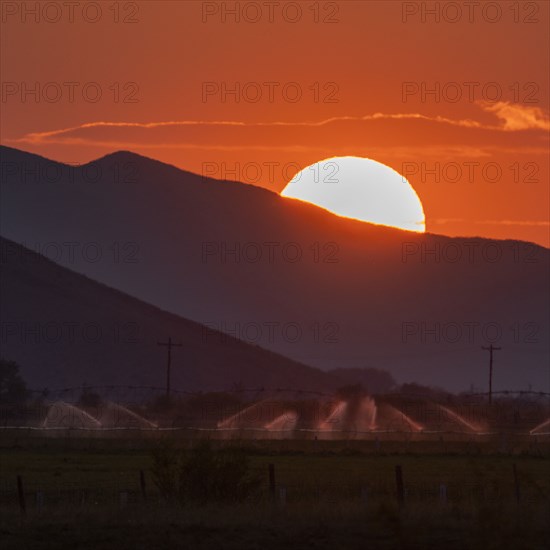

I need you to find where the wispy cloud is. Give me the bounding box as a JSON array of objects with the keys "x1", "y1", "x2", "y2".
[
  {"x1": 481, "y1": 102, "x2": 550, "y2": 131},
  {"x1": 6, "y1": 102, "x2": 548, "y2": 149},
  {"x1": 7, "y1": 113, "x2": 484, "y2": 145},
  {"x1": 432, "y1": 219, "x2": 550, "y2": 227}
]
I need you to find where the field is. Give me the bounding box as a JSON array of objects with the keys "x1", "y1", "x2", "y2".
[{"x1": 1, "y1": 436, "x2": 549, "y2": 549}]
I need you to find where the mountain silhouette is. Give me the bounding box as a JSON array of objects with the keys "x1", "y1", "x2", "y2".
[
  {"x1": 1, "y1": 146, "x2": 548, "y2": 391},
  {"x1": 0, "y1": 237, "x2": 337, "y2": 392}
]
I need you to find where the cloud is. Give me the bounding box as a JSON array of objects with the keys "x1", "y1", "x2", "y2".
[
  {"x1": 7, "y1": 113, "x2": 483, "y2": 145},
  {"x1": 480, "y1": 102, "x2": 550, "y2": 131},
  {"x1": 432, "y1": 219, "x2": 550, "y2": 227},
  {"x1": 6, "y1": 103, "x2": 548, "y2": 149}
]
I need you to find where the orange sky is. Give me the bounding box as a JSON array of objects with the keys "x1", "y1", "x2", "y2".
[{"x1": 2, "y1": 0, "x2": 549, "y2": 245}]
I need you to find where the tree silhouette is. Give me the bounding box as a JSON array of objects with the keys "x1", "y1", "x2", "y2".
[{"x1": 0, "y1": 358, "x2": 28, "y2": 405}]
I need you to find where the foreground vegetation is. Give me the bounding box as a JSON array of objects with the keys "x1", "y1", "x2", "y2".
[
  {"x1": 0, "y1": 437, "x2": 549, "y2": 548},
  {"x1": 1, "y1": 499, "x2": 549, "y2": 550}
]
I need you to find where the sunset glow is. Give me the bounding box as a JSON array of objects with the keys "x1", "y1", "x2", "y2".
[
  {"x1": 1, "y1": 2, "x2": 549, "y2": 544},
  {"x1": 281, "y1": 157, "x2": 426, "y2": 232}
]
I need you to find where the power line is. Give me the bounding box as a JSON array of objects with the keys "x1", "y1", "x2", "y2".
[
  {"x1": 29, "y1": 385, "x2": 550, "y2": 401},
  {"x1": 481, "y1": 344, "x2": 502, "y2": 405},
  {"x1": 157, "y1": 337, "x2": 182, "y2": 398}
]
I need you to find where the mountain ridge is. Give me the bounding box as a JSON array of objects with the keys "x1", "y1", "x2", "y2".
[
  {"x1": 1, "y1": 146, "x2": 548, "y2": 391},
  {"x1": 0, "y1": 236, "x2": 340, "y2": 392}
]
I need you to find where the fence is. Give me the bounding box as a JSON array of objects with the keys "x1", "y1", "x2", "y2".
[{"x1": 2, "y1": 461, "x2": 545, "y2": 515}]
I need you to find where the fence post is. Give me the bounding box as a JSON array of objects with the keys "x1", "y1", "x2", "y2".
[
  {"x1": 17, "y1": 475, "x2": 26, "y2": 516},
  {"x1": 512, "y1": 463, "x2": 521, "y2": 504},
  {"x1": 140, "y1": 470, "x2": 147, "y2": 500},
  {"x1": 395, "y1": 465, "x2": 404, "y2": 508},
  {"x1": 268, "y1": 463, "x2": 276, "y2": 501}
]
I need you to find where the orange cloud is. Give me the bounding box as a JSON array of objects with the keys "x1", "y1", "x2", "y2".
[
  {"x1": 8, "y1": 103, "x2": 547, "y2": 151},
  {"x1": 480, "y1": 102, "x2": 550, "y2": 131},
  {"x1": 432, "y1": 219, "x2": 550, "y2": 227}
]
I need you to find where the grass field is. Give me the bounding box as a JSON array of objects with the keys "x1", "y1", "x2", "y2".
[{"x1": 1, "y1": 437, "x2": 549, "y2": 549}]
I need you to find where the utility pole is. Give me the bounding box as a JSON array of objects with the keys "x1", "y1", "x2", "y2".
[
  {"x1": 481, "y1": 344, "x2": 501, "y2": 404},
  {"x1": 157, "y1": 337, "x2": 182, "y2": 398}
]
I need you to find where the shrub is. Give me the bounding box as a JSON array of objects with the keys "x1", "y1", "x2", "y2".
[
  {"x1": 151, "y1": 440, "x2": 180, "y2": 501},
  {"x1": 152, "y1": 441, "x2": 261, "y2": 505}
]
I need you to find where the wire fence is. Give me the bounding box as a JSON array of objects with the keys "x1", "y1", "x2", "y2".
[
  {"x1": 1, "y1": 460, "x2": 547, "y2": 512},
  {"x1": 27, "y1": 385, "x2": 550, "y2": 400}
]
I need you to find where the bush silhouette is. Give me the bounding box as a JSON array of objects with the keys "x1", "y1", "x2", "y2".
[{"x1": 152, "y1": 441, "x2": 260, "y2": 504}]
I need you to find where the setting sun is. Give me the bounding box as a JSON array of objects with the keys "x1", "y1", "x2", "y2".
[
  {"x1": 281, "y1": 156, "x2": 426, "y2": 232},
  {"x1": 2, "y1": 2, "x2": 549, "y2": 546}
]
